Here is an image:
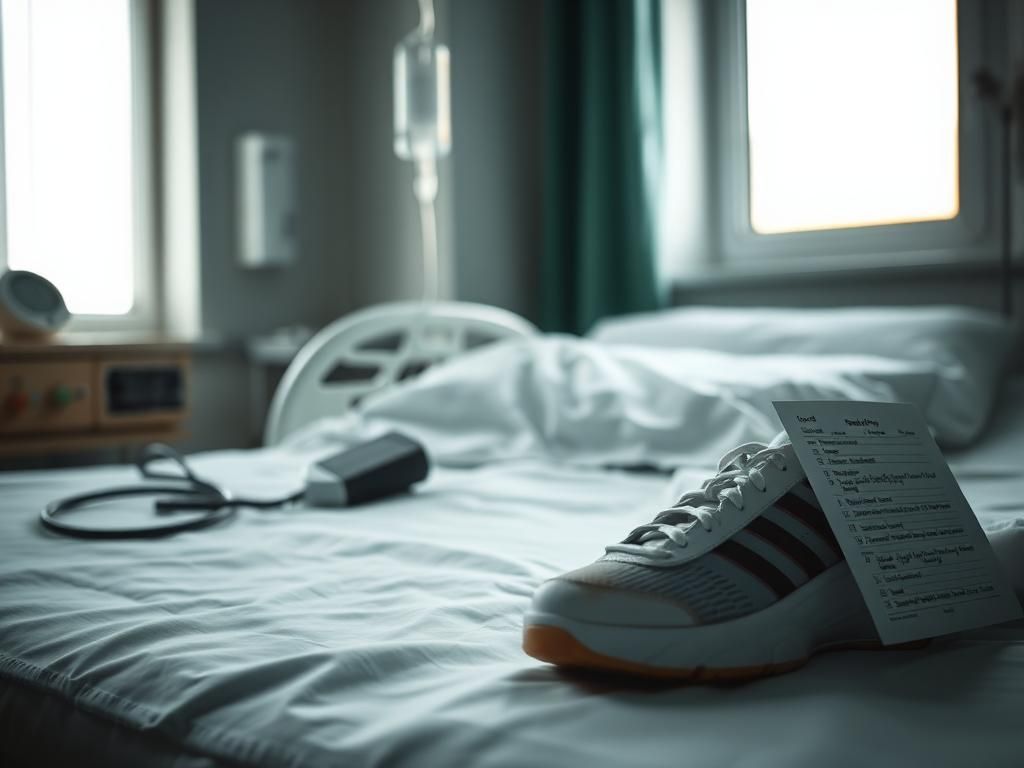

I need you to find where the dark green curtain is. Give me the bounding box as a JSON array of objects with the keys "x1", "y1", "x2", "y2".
[{"x1": 541, "y1": 0, "x2": 663, "y2": 334}]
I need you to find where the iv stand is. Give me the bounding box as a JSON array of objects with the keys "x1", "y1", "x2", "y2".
[{"x1": 395, "y1": 0, "x2": 449, "y2": 303}]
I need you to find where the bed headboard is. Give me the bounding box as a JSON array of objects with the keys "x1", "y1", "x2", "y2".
[{"x1": 264, "y1": 301, "x2": 537, "y2": 445}]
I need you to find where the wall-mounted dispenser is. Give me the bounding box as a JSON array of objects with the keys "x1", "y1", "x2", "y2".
[{"x1": 236, "y1": 133, "x2": 297, "y2": 269}]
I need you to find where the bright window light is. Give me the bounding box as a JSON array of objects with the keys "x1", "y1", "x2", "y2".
[
  {"x1": 2, "y1": 0, "x2": 135, "y2": 314},
  {"x1": 745, "y1": 0, "x2": 959, "y2": 235}
]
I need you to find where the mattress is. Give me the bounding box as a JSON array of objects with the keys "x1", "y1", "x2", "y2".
[{"x1": 2, "y1": 380, "x2": 1024, "y2": 767}]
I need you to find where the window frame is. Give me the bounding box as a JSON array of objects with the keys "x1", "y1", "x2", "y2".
[
  {"x1": 0, "y1": 0, "x2": 159, "y2": 332},
  {"x1": 711, "y1": 0, "x2": 1000, "y2": 269}
]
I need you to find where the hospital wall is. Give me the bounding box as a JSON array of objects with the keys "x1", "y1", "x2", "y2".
[
  {"x1": 312, "y1": 0, "x2": 543, "y2": 320},
  {"x1": 181, "y1": 0, "x2": 1022, "y2": 453},
  {"x1": 181, "y1": 0, "x2": 542, "y2": 452},
  {"x1": 184, "y1": 0, "x2": 352, "y2": 452}
]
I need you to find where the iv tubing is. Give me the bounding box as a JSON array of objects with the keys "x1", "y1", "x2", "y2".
[
  {"x1": 411, "y1": 0, "x2": 439, "y2": 301},
  {"x1": 415, "y1": 158, "x2": 440, "y2": 302},
  {"x1": 418, "y1": 0, "x2": 435, "y2": 36}
]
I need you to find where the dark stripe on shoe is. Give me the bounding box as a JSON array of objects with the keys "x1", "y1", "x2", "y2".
[
  {"x1": 762, "y1": 507, "x2": 843, "y2": 568},
  {"x1": 747, "y1": 516, "x2": 828, "y2": 579},
  {"x1": 774, "y1": 492, "x2": 842, "y2": 556},
  {"x1": 714, "y1": 540, "x2": 797, "y2": 599},
  {"x1": 790, "y1": 479, "x2": 821, "y2": 507}
]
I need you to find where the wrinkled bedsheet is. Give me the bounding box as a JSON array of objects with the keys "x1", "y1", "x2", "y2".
[
  {"x1": 281, "y1": 337, "x2": 975, "y2": 468},
  {"x1": 2, "y1": 346, "x2": 1023, "y2": 768}
]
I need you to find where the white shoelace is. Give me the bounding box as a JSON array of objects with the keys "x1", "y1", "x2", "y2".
[{"x1": 605, "y1": 442, "x2": 789, "y2": 561}]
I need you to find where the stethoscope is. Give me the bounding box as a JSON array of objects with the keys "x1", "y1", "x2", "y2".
[{"x1": 40, "y1": 444, "x2": 303, "y2": 539}]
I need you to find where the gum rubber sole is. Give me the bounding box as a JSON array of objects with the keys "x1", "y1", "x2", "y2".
[{"x1": 523, "y1": 625, "x2": 930, "y2": 682}]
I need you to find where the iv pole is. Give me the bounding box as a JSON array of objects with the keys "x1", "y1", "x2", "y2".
[{"x1": 395, "y1": 0, "x2": 450, "y2": 302}]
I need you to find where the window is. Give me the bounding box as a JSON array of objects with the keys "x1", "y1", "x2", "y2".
[
  {"x1": 745, "y1": 0, "x2": 959, "y2": 236},
  {"x1": 0, "y1": 0, "x2": 154, "y2": 325},
  {"x1": 662, "y1": 0, "x2": 1001, "y2": 271}
]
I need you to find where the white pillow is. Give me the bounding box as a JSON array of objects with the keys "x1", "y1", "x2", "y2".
[{"x1": 589, "y1": 306, "x2": 1013, "y2": 447}]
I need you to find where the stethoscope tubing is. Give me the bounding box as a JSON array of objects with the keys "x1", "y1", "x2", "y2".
[
  {"x1": 41, "y1": 484, "x2": 236, "y2": 539},
  {"x1": 39, "y1": 444, "x2": 305, "y2": 540}
]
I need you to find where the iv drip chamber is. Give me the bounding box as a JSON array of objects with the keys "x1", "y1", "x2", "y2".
[{"x1": 393, "y1": 30, "x2": 451, "y2": 161}]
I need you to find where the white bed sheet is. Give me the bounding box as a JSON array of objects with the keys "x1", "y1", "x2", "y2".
[{"x1": 2, "y1": 384, "x2": 1024, "y2": 767}]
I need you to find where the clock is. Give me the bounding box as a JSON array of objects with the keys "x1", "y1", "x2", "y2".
[{"x1": 0, "y1": 269, "x2": 71, "y2": 339}]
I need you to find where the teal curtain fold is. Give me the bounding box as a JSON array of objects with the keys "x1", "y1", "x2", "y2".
[{"x1": 542, "y1": 0, "x2": 663, "y2": 335}]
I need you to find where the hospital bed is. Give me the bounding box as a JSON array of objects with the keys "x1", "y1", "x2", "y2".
[{"x1": 1, "y1": 304, "x2": 1022, "y2": 767}]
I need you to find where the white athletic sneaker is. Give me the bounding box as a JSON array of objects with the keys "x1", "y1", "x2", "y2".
[{"x1": 523, "y1": 440, "x2": 924, "y2": 680}]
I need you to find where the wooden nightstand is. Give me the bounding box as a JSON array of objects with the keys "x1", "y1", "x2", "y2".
[{"x1": 0, "y1": 334, "x2": 191, "y2": 458}]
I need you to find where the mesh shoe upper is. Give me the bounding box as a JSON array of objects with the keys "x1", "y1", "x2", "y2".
[{"x1": 537, "y1": 444, "x2": 844, "y2": 626}]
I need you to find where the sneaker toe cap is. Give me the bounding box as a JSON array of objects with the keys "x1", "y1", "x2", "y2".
[{"x1": 529, "y1": 577, "x2": 696, "y2": 627}]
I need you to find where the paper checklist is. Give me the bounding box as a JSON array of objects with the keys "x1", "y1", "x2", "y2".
[{"x1": 775, "y1": 400, "x2": 1022, "y2": 645}]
